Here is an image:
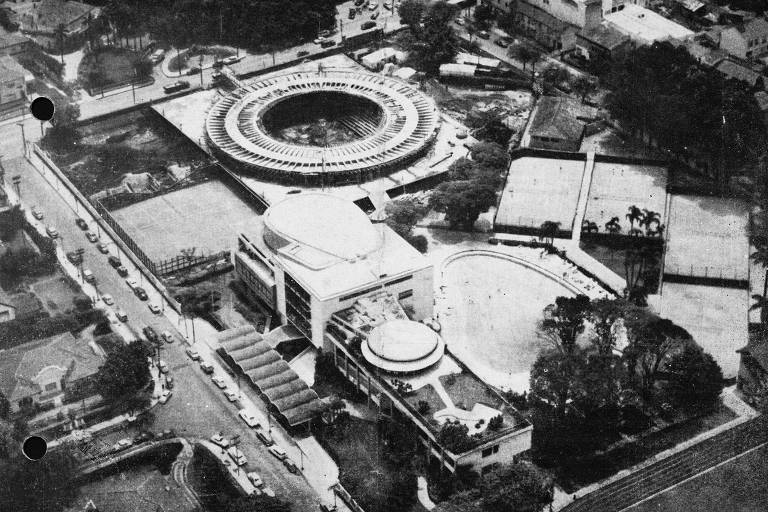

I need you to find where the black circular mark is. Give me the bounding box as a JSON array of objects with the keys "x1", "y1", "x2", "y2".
[
  {"x1": 30, "y1": 96, "x2": 55, "y2": 122},
  {"x1": 22, "y1": 435, "x2": 47, "y2": 461}
]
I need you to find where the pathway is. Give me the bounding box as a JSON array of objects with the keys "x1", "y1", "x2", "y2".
[
  {"x1": 417, "y1": 476, "x2": 436, "y2": 511},
  {"x1": 571, "y1": 152, "x2": 596, "y2": 243}
]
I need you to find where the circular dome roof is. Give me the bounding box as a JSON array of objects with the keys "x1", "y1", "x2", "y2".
[
  {"x1": 362, "y1": 320, "x2": 445, "y2": 374},
  {"x1": 263, "y1": 193, "x2": 381, "y2": 264}
]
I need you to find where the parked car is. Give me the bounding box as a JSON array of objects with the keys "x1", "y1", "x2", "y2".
[
  {"x1": 135, "y1": 287, "x2": 149, "y2": 301},
  {"x1": 96, "y1": 242, "x2": 109, "y2": 254},
  {"x1": 159, "y1": 389, "x2": 172, "y2": 404},
  {"x1": 283, "y1": 458, "x2": 300, "y2": 474},
  {"x1": 46, "y1": 226, "x2": 58, "y2": 238},
  {"x1": 116, "y1": 309, "x2": 128, "y2": 322},
  {"x1": 83, "y1": 269, "x2": 95, "y2": 283},
  {"x1": 313, "y1": 36, "x2": 327, "y2": 44},
  {"x1": 455, "y1": 17, "x2": 465, "y2": 25},
  {"x1": 319, "y1": 29, "x2": 332, "y2": 38},
  {"x1": 223, "y1": 388, "x2": 238, "y2": 402},
  {"x1": 212, "y1": 375, "x2": 227, "y2": 389},
  {"x1": 238, "y1": 409, "x2": 260, "y2": 428},
  {"x1": 163, "y1": 81, "x2": 190, "y2": 94},
  {"x1": 186, "y1": 66, "x2": 200, "y2": 76},
  {"x1": 75, "y1": 218, "x2": 88, "y2": 230},
  {"x1": 85, "y1": 231, "x2": 98, "y2": 243},
  {"x1": 143, "y1": 326, "x2": 159, "y2": 343},
  {"x1": 494, "y1": 38, "x2": 509, "y2": 48},
  {"x1": 157, "y1": 429, "x2": 175, "y2": 440},
  {"x1": 211, "y1": 71, "x2": 224, "y2": 82},
  {"x1": 210, "y1": 432, "x2": 229, "y2": 448},
  {"x1": 370, "y1": 11, "x2": 379, "y2": 19},
  {"x1": 222, "y1": 55, "x2": 242, "y2": 65},
  {"x1": 200, "y1": 361, "x2": 214, "y2": 374},
  {"x1": 125, "y1": 277, "x2": 139, "y2": 289},
  {"x1": 186, "y1": 347, "x2": 200, "y2": 360},
  {"x1": 227, "y1": 446, "x2": 247, "y2": 466},
  {"x1": 354, "y1": 0, "x2": 365, "y2": 5},
  {"x1": 247, "y1": 472, "x2": 264, "y2": 488},
  {"x1": 31, "y1": 207, "x2": 43, "y2": 220},
  {"x1": 158, "y1": 360, "x2": 169, "y2": 374},
  {"x1": 383, "y1": 0, "x2": 392, "y2": 9},
  {"x1": 116, "y1": 265, "x2": 129, "y2": 277},
  {"x1": 255, "y1": 428, "x2": 273, "y2": 447},
  {"x1": 298, "y1": 50, "x2": 310, "y2": 58},
  {"x1": 112, "y1": 438, "x2": 133, "y2": 452},
  {"x1": 148, "y1": 302, "x2": 161, "y2": 314},
  {"x1": 161, "y1": 331, "x2": 174, "y2": 343},
  {"x1": 361, "y1": 20, "x2": 377, "y2": 30},
  {"x1": 66, "y1": 251, "x2": 83, "y2": 265},
  {"x1": 478, "y1": 30, "x2": 490, "y2": 39},
  {"x1": 368, "y1": 0, "x2": 378, "y2": 10},
  {"x1": 134, "y1": 431, "x2": 155, "y2": 444},
  {"x1": 165, "y1": 375, "x2": 174, "y2": 389},
  {"x1": 320, "y1": 39, "x2": 336, "y2": 48},
  {"x1": 268, "y1": 445, "x2": 287, "y2": 461},
  {"x1": 150, "y1": 49, "x2": 166, "y2": 64},
  {"x1": 108, "y1": 255, "x2": 121, "y2": 268},
  {"x1": 101, "y1": 294, "x2": 114, "y2": 305}
]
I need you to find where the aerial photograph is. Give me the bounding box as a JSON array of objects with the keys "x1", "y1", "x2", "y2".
[{"x1": 0, "y1": 0, "x2": 766, "y2": 511}]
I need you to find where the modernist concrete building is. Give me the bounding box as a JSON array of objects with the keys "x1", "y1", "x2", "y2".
[{"x1": 233, "y1": 192, "x2": 434, "y2": 348}]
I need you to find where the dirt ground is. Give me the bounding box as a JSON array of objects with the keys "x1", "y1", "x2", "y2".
[{"x1": 430, "y1": 86, "x2": 533, "y2": 135}]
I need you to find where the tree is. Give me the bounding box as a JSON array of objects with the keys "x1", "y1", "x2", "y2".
[
  {"x1": 623, "y1": 243, "x2": 661, "y2": 306},
  {"x1": 538, "y1": 295, "x2": 591, "y2": 355},
  {"x1": 540, "y1": 65, "x2": 570, "y2": 95},
  {"x1": 0, "y1": 449, "x2": 79, "y2": 512},
  {"x1": 509, "y1": 44, "x2": 542, "y2": 73},
  {"x1": 571, "y1": 75, "x2": 597, "y2": 103},
  {"x1": 406, "y1": 1, "x2": 458, "y2": 74},
  {"x1": 398, "y1": 0, "x2": 426, "y2": 33},
  {"x1": 473, "y1": 3, "x2": 495, "y2": 31},
  {"x1": 664, "y1": 345, "x2": 723, "y2": 412},
  {"x1": 43, "y1": 97, "x2": 81, "y2": 151},
  {"x1": 94, "y1": 341, "x2": 151, "y2": 403},
  {"x1": 55, "y1": 23, "x2": 66, "y2": 65},
  {"x1": 222, "y1": 494, "x2": 292, "y2": 512},
  {"x1": 470, "y1": 142, "x2": 509, "y2": 171},
  {"x1": 438, "y1": 421, "x2": 477, "y2": 453},
  {"x1": 538, "y1": 220, "x2": 560, "y2": 245},
  {"x1": 433, "y1": 490, "x2": 481, "y2": 512},
  {"x1": 479, "y1": 463, "x2": 553, "y2": 512},
  {"x1": 429, "y1": 179, "x2": 497, "y2": 230}
]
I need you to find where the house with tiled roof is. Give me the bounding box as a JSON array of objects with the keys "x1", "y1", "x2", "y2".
[
  {"x1": 525, "y1": 96, "x2": 601, "y2": 151},
  {"x1": 0, "y1": 27, "x2": 31, "y2": 57},
  {"x1": 19, "y1": 0, "x2": 99, "y2": 52},
  {"x1": 0, "y1": 332, "x2": 104, "y2": 414},
  {"x1": 719, "y1": 17, "x2": 768, "y2": 59}
]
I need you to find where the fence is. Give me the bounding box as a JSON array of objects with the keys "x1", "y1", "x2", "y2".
[
  {"x1": 91, "y1": 198, "x2": 158, "y2": 274},
  {"x1": 155, "y1": 251, "x2": 229, "y2": 276},
  {"x1": 663, "y1": 264, "x2": 749, "y2": 289}
]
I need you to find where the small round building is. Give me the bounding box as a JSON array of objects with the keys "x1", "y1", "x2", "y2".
[
  {"x1": 206, "y1": 70, "x2": 441, "y2": 186},
  {"x1": 362, "y1": 319, "x2": 445, "y2": 374}
]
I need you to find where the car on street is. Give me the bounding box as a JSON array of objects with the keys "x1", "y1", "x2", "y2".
[
  {"x1": 186, "y1": 347, "x2": 200, "y2": 360},
  {"x1": 283, "y1": 457, "x2": 300, "y2": 474},
  {"x1": 31, "y1": 207, "x2": 43, "y2": 220},
  {"x1": 157, "y1": 429, "x2": 175, "y2": 440},
  {"x1": 166, "y1": 375, "x2": 174, "y2": 389},
  {"x1": 255, "y1": 428, "x2": 273, "y2": 447},
  {"x1": 494, "y1": 38, "x2": 509, "y2": 48},
  {"x1": 478, "y1": 30, "x2": 490, "y2": 39},
  {"x1": 355, "y1": 0, "x2": 365, "y2": 5},
  {"x1": 96, "y1": 242, "x2": 109, "y2": 254},
  {"x1": 222, "y1": 55, "x2": 242, "y2": 65},
  {"x1": 158, "y1": 360, "x2": 169, "y2": 374},
  {"x1": 212, "y1": 375, "x2": 227, "y2": 389},
  {"x1": 112, "y1": 438, "x2": 133, "y2": 452},
  {"x1": 211, "y1": 71, "x2": 224, "y2": 82},
  {"x1": 108, "y1": 256, "x2": 121, "y2": 268},
  {"x1": 162, "y1": 331, "x2": 174, "y2": 343},
  {"x1": 163, "y1": 81, "x2": 190, "y2": 94},
  {"x1": 210, "y1": 432, "x2": 230, "y2": 448},
  {"x1": 116, "y1": 309, "x2": 128, "y2": 322},
  {"x1": 223, "y1": 388, "x2": 238, "y2": 402},
  {"x1": 134, "y1": 431, "x2": 155, "y2": 444},
  {"x1": 227, "y1": 446, "x2": 248, "y2": 466},
  {"x1": 135, "y1": 287, "x2": 149, "y2": 301},
  {"x1": 238, "y1": 409, "x2": 261, "y2": 428},
  {"x1": 320, "y1": 39, "x2": 336, "y2": 48},
  {"x1": 159, "y1": 389, "x2": 172, "y2": 404},
  {"x1": 101, "y1": 294, "x2": 114, "y2": 305},
  {"x1": 383, "y1": 0, "x2": 392, "y2": 9},
  {"x1": 368, "y1": 0, "x2": 378, "y2": 10},
  {"x1": 268, "y1": 445, "x2": 287, "y2": 460},
  {"x1": 148, "y1": 302, "x2": 161, "y2": 314},
  {"x1": 319, "y1": 503, "x2": 338, "y2": 512},
  {"x1": 200, "y1": 361, "x2": 214, "y2": 374},
  {"x1": 66, "y1": 251, "x2": 83, "y2": 265},
  {"x1": 116, "y1": 265, "x2": 129, "y2": 277},
  {"x1": 186, "y1": 66, "x2": 200, "y2": 76},
  {"x1": 361, "y1": 20, "x2": 377, "y2": 30},
  {"x1": 297, "y1": 50, "x2": 310, "y2": 58},
  {"x1": 83, "y1": 269, "x2": 95, "y2": 283},
  {"x1": 85, "y1": 231, "x2": 98, "y2": 243},
  {"x1": 319, "y1": 29, "x2": 332, "y2": 38},
  {"x1": 75, "y1": 218, "x2": 88, "y2": 230},
  {"x1": 370, "y1": 11, "x2": 379, "y2": 19},
  {"x1": 247, "y1": 472, "x2": 264, "y2": 488},
  {"x1": 125, "y1": 277, "x2": 139, "y2": 289},
  {"x1": 313, "y1": 36, "x2": 327, "y2": 44},
  {"x1": 143, "y1": 326, "x2": 160, "y2": 343},
  {"x1": 46, "y1": 226, "x2": 58, "y2": 238},
  {"x1": 150, "y1": 49, "x2": 166, "y2": 64}
]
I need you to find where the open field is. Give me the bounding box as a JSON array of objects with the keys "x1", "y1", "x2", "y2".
[
  {"x1": 110, "y1": 180, "x2": 262, "y2": 262},
  {"x1": 494, "y1": 156, "x2": 585, "y2": 232},
  {"x1": 79, "y1": 47, "x2": 143, "y2": 88}
]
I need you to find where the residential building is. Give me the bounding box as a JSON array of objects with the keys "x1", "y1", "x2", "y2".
[
  {"x1": 360, "y1": 47, "x2": 407, "y2": 70},
  {"x1": 715, "y1": 59, "x2": 764, "y2": 88},
  {"x1": 0, "y1": 55, "x2": 26, "y2": 113},
  {"x1": 234, "y1": 192, "x2": 433, "y2": 348},
  {"x1": 0, "y1": 332, "x2": 104, "y2": 414},
  {"x1": 604, "y1": 4, "x2": 693, "y2": 45},
  {"x1": 719, "y1": 17, "x2": 768, "y2": 59},
  {"x1": 566, "y1": 21, "x2": 632, "y2": 61},
  {"x1": 525, "y1": 95, "x2": 601, "y2": 151},
  {"x1": 0, "y1": 27, "x2": 31, "y2": 56},
  {"x1": 487, "y1": 0, "x2": 601, "y2": 30},
  {"x1": 18, "y1": 0, "x2": 99, "y2": 52}
]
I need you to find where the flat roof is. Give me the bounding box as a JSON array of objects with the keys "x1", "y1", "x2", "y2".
[{"x1": 605, "y1": 4, "x2": 693, "y2": 44}]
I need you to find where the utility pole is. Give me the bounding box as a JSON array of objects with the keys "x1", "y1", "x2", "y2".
[
  {"x1": 11, "y1": 175, "x2": 21, "y2": 199},
  {"x1": 131, "y1": 69, "x2": 136, "y2": 104},
  {"x1": 17, "y1": 123, "x2": 26, "y2": 155}
]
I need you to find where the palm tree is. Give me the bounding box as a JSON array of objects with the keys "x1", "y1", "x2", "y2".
[
  {"x1": 539, "y1": 220, "x2": 561, "y2": 245},
  {"x1": 751, "y1": 295, "x2": 768, "y2": 324},
  {"x1": 626, "y1": 205, "x2": 644, "y2": 230},
  {"x1": 605, "y1": 216, "x2": 621, "y2": 234},
  {"x1": 55, "y1": 23, "x2": 67, "y2": 65}
]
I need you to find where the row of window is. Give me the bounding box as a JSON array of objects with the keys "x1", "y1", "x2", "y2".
[
  {"x1": 481, "y1": 444, "x2": 500, "y2": 458},
  {"x1": 337, "y1": 274, "x2": 413, "y2": 303}
]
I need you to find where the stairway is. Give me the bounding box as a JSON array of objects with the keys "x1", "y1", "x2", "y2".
[{"x1": 561, "y1": 415, "x2": 768, "y2": 512}]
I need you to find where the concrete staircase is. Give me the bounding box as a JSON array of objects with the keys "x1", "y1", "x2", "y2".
[{"x1": 560, "y1": 415, "x2": 768, "y2": 512}]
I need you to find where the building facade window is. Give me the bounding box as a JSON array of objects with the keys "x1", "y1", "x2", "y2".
[
  {"x1": 284, "y1": 272, "x2": 312, "y2": 338},
  {"x1": 481, "y1": 444, "x2": 500, "y2": 457}
]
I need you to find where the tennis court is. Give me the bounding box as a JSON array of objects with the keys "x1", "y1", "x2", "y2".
[
  {"x1": 584, "y1": 162, "x2": 668, "y2": 233},
  {"x1": 664, "y1": 195, "x2": 750, "y2": 281},
  {"x1": 494, "y1": 156, "x2": 585, "y2": 233},
  {"x1": 111, "y1": 180, "x2": 262, "y2": 262}
]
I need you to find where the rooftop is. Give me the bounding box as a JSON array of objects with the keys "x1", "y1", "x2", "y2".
[
  {"x1": 716, "y1": 59, "x2": 762, "y2": 87},
  {"x1": 20, "y1": 0, "x2": 97, "y2": 31},
  {"x1": 0, "y1": 27, "x2": 30, "y2": 48},
  {"x1": 257, "y1": 192, "x2": 431, "y2": 300},
  {"x1": 0, "y1": 55, "x2": 25, "y2": 78},
  {"x1": 529, "y1": 96, "x2": 599, "y2": 142},
  {"x1": 362, "y1": 319, "x2": 445, "y2": 373},
  {"x1": 721, "y1": 16, "x2": 768, "y2": 41},
  {"x1": 605, "y1": 4, "x2": 694, "y2": 44},
  {"x1": 579, "y1": 23, "x2": 630, "y2": 50}
]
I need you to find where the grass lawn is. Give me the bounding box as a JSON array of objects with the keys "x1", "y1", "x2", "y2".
[
  {"x1": 79, "y1": 47, "x2": 142, "y2": 87},
  {"x1": 31, "y1": 274, "x2": 78, "y2": 314},
  {"x1": 407, "y1": 384, "x2": 447, "y2": 415},
  {"x1": 626, "y1": 443, "x2": 768, "y2": 512},
  {"x1": 439, "y1": 373, "x2": 493, "y2": 410}
]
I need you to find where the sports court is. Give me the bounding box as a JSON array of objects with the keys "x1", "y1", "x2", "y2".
[
  {"x1": 664, "y1": 195, "x2": 750, "y2": 281},
  {"x1": 111, "y1": 180, "x2": 262, "y2": 262},
  {"x1": 584, "y1": 161, "x2": 668, "y2": 233},
  {"x1": 494, "y1": 156, "x2": 585, "y2": 233}
]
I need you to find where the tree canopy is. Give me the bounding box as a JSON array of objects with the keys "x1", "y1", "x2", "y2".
[
  {"x1": 0, "y1": 450, "x2": 79, "y2": 512},
  {"x1": 94, "y1": 341, "x2": 151, "y2": 402},
  {"x1": 402, "y1": 1, "x2": 458, "y2": 74},
  {"x1": 429, "y1": 179, "x2": 496, "y2": 231}
]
